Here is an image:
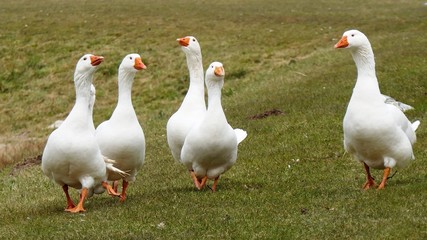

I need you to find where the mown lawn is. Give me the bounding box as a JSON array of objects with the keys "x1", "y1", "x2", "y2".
[{"x1": 1, "y1": 0, "x2": 427, "y2": 239}]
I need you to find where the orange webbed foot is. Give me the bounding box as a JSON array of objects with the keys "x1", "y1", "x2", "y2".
[
  {"x1": 65, "y1": 188, "x2": 87, "y2": 213},
  {"x1": 65, "y1": 202, "x2": 76, "y2": 210},
  {"x1": 363, "y1": 179, "x2": 376, "y2": 190},
  {"x1": 102, "y1": 181, "x2": 120, "y2": 197},
  {"x1": 65, "y1": 204, "x2": 86, "y2": 213}
]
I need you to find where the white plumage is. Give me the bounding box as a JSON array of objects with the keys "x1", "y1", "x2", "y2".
[
  {"x1": 166, "y1": 36, "x2": 207, "y2": 186},
  {"x1": 181, "y1": 62, "x2": 247, "y2": 191},
  {"x1": 335, "y1": 30, "x2": 420, "y2": 189},
  {"x1": 95, "y1": 53, "x2": 146, "y2": 202},
  {"x1": 42, "y1": 54, "x2": 120, "y2": 213}
]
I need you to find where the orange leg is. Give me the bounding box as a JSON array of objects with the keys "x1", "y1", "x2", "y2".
[
  {"x1": 377, "y1": 167, "x2": 391, "y2": 190},
  {"x1": 62, "y1": 185, "x2": 76, "y2": 210},
  {"x1": 199, "y1": 176, "x2": 208, "y2": 190},
  {"x1": 363, "y1": 163, "x2": 376, "y2": 190},
  {"x1": 102, "y1": 181, "x2": 120, "y2": 197},
  {"x1": 65, "y1": 188, "x2": 87, "y2": 213},
  {"x1": 190, "y1": 170, "x2": 201, "y2": 189},
  {"x1": 119, "y1": 180, "x2": 129, "y2": 202},
  {"x1": 211, "y1": 176, "x2": 220, "y2": 192}
]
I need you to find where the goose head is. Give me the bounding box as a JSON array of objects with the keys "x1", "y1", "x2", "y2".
[
  {"x1": 74, "y1": 54, "x2": 104, "y2": 79},
  {"x1": 335, "y1": 29, "x2": 370, "y2": 49},
  {"x1": 74, "y1": 54, "x2": 104, "y2": 85},
  {"x1": 335, "y1": 29, "x2": 375, "y2": 72},
  {"x1": 177, "y1": 36, "x2": 201, "y2": 56},
  {"x1": 205, "y1": 61, "x2": 225, "y2": 88},
  {"x1": 119, "y1": 53, "x2": 147, "y2": 72}
]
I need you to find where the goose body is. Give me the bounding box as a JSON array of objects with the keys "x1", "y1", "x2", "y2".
[
  {"x1": 335, "y1": 30, "x2": 419, "y2": 189},
  {"x1": 166, "y1": 36, "x2": 206, "y2": 163},
  {"x1": 95, "y1": 53, "x2": 146, "y2": 202},
  {"x1": 42, "y1": 54, "x2": 119, "y2": 212},
  {"x1": 181, "y1": 62, "x2": 247, "y2": 191}
]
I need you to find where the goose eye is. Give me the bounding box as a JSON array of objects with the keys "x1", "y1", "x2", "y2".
[
  {"x1": 351, "y1": 34, "x2": 355, "y2": 37},
  {"x1": 83, "y1": 57, "x2": 87, "y2": 60},
  {"x1": 130, "y1": 56, "x2": 133, "y2": 60},
  {"x1": 193, "y1": 39, "x2": 196, "y2": 42}
]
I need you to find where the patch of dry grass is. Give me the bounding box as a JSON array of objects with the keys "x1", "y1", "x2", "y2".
[{"x1": 0, "y1": 135, "x2": 44, "y2": 169}]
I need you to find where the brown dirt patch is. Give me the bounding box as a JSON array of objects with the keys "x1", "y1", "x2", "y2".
[{"x1": 249, "y1": 109, "x2": 284, "y2": 120}]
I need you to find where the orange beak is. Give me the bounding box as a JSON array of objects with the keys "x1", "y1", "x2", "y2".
[
  {"x1": 334, "y1": 35, "x2": 349, "y2": 48},
  {"x1": 214, "y1": 66, "x2": 224, "y2": 77},
  {"x1": 90, "y1": 55, "x2": 104, "y2": 66},
  {"x1": 134, "y1": 57, "x2": 147, "y2": 70},
  {"x1": 177, "y1": 37, "x2": 190, "y2": 47}
]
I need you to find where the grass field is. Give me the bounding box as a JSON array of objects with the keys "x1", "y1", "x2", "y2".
[{"x1": 1, "y1": 0, "x2": 427, "y2": 239}]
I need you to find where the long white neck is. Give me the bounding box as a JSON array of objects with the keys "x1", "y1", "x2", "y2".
[
  {"x1": 117, "y1": 68, "x2": 136, "y2": 107},
  {"x1": 351, "y1": 44, "x2": 376, "y2": 78},
  {"x1": 180, "y1": 53, "x2": 205, "y2": 111},
  {"x1": 206, "y1": 80, "x2": 225, "y2": 119},
  {"x1": 350, "y1": 45, "x2": 381, "y2": 96},
  {"x1": 111, "y1": 68, "x2": 137, "y2": 120},
  {"x1": 67, "y1": 71, "x2": 93, "y2": 126}
]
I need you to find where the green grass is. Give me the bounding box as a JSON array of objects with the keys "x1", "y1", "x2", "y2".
[{"x1": 1, "y1": 0, "x2": 427, "y2": 239}]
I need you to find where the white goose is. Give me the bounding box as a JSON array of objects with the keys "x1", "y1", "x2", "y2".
[
  {"x1": 166, "y1": 36, "x2": 206, "y2": 186},
  {"x1": 42, "y1": 54, "x2": 121, "y2": 213},
  {"x1": 335, "y1": 30, "x2": 420, "y2": 189},
  {"x1": 95, "y1": 53, "x2": 146, "y2": 202},
  {"x1": 181, "y1": 62, "x2": 247, "y2": 191}
]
